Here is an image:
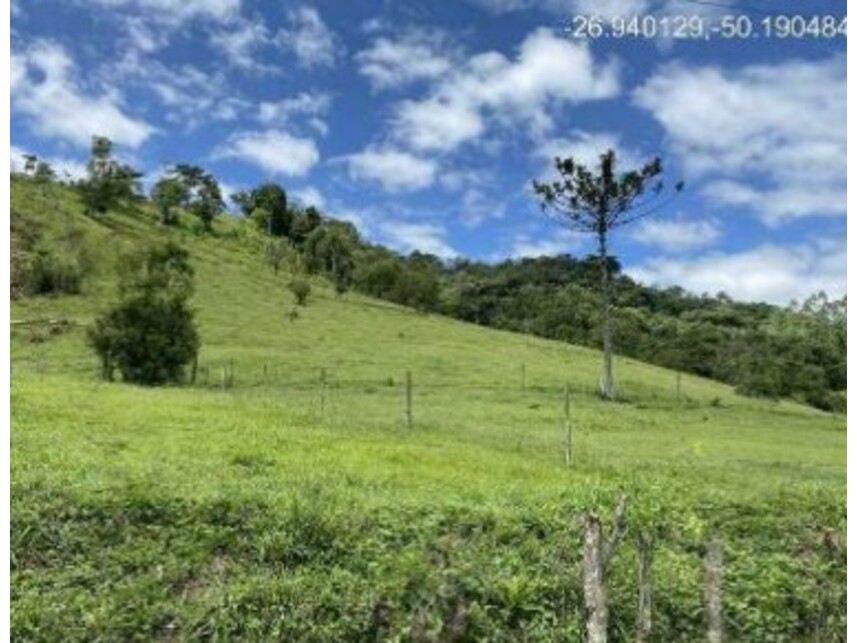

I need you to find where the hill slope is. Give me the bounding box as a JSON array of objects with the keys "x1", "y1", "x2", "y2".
[{"x1": 10, "y1": 178, "x2": 846, "y2": 640}]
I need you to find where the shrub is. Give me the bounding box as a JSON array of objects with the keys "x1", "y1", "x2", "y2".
[
  {"x1": 27, "y1": 248, "x2": 83, "y2": 296},
  {"x1": 88, "y1": 242, "x2": 199, "y2": 385},
  {"x1": 289, "y1": 279, "x2": 311, "y2": 307},
  {"x1": 806, "y1": 390, "x2": 847, "y2": 414},
  {"x1": 88, "y1": 294, "x2": 199, "y2": 385}
]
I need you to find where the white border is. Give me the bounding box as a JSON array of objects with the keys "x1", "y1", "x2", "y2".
[
  {"x1": 2, "y1": 0, "x2": 12, "y2": 639},
  {"x1": 846, "y1": 2, "x2": 854, "y2": 631}
]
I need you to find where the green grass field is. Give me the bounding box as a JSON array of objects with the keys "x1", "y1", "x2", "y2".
[{"x1": 11, "y1": 179, "x2": 846, "y2": 641}]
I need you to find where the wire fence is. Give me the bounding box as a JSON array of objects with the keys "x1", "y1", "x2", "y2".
[{"x1": 13, "y1": 345, "x2": 726, "y2": 478}]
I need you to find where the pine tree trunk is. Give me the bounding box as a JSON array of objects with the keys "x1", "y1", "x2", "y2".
[{"x1": 598, "y1": 227, "x2": 614, "y2": 400}]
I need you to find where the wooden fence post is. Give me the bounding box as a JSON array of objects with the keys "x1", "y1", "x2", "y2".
[
  {"x1": 564, "y1": 382, "x2": 572, "y2": 467},
  {"x1": 404, "y1": 371, "x2": 413, "y2": 429},
  {"x1": 583, "y1": 515, "x2": 608, "y2": 643},
  {"x1": 705, "y1": 537, "x2": 724, "y2": 643},
  {"x1": 320, "y1": 368, "x2": 327, "y2": 415},
  {"x1": 521, "y1": 363, "x2": 526, "y2": 393},
  {"x1": 582, "y1": 495, "x2": 627, "y2": 643},
  {"x1": 636, "y1": 535, "x2": 653, "y2": 643}
]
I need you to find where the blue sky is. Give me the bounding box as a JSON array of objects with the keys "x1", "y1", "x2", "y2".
[{"x1": 10, "y1": 0, "x2": 846, "y2": 304}]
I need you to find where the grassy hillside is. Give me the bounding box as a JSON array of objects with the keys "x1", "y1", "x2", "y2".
[{"x1": 10, "y1": 178, "x2": 846, "y2": 640}]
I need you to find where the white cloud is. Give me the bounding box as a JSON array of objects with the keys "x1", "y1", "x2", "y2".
[
  {"x1": 10, "y1": 145, "x2": 87, "y2": 181},
  {"x1": 392, "y1": 28, "x2": 619, "y2": 154},
  {"x1": 509, "y1": 236, "x2": 573, "y2": 259},
  {"x1": 535, "y1": 130, "x2": 645, "y2": 177},
  {"x1": 356, "y1": 29, "x2": 457, "y2": 90},
  {"x1": 569, "y1": 0, "x2": 651, "y2": 20},
  {"x1": 379, "y1": 221, "x2": 457, "y2": 259},
  {"x1": 11, "y1": 54, "x2": 26, "y2": 90},
  {"x1": 11, "y1": 41, "x2": 155, "y2": 148},
  {"x1": 291, "y1": 186, "x2": 326, "y2": 209},
  {"x1": 216, "y1": 130, "x2": 320, "y2": 177},
  {"x1": 468, "y1": 0, "x2": 726, "y2": 17},
  {"x1": 80, "y1": 0, "x2": 239, "y2": 25},
  {"x1": 702, "y1": 180, "x2": 846, "y2": 225},
  {"x1": 457, "y1": 189, "x2": 508, "y2": 228},
  {"x1": 257, "y1": 92, "x2": 331, "y2": 125},
  {"x1": 276, "y1": 6, "x2": 339, "y2": 69},
  {"x1": 627, "y1": 240, "x2": 846, "y2": 305},
  {"x1": 123, "y1": 17, "x2": 167, "y2": 54},
  {"x1": 634, "y1": 57, "x2": 845, "y2": 225},
  {"x1": 328, "y1": 206, "x2": 368, "y2": 230},
  {"x1": 465, "y1": 0, "x2": 546, "y2": 13},
  {"x1": 210, "y1": 17, "x2": 276, "y2": 73},
  {"x1": 343, "y1": 147, "x2": 438, "y2": 192},
  {"x1": 105, "y1": 47, "x2": 248, "y2": 130},
  {"x1": 308, "y1": 117, "x2": 329, "y2": 137},
  {"x1": 503, "y1": 227, "x2": 583, "y2": 259},
  {"x1": 394, "y1": 98, "x2": 485, "y2": 153},
  {"x1": 218, "y1": 180, "x2": 241, "y2": 210},
  {"x1": 632, "y1": 217, "x2": 721, "y2": 253}
]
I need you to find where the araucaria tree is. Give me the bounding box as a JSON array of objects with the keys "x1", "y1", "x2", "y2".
[{"x1": 533, "y1": 150, "x2": 682, "y2": 400}]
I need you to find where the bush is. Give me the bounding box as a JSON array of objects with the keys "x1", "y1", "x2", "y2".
[
  {"x1": 28, "y1": 248, "x2": 83, "y2": 296},
  {"x1": 289, "y1": 279, "x2": 311, "y2": 307},
  {"x1": 88, "y1": 242, "x2": 199, "y2": 385},
  {"x1": 88, "y1": 294, "x2": 199, "y2": 385},
  {"x1": 806, "y1": 390, "x2": 847, "y2": 414}
]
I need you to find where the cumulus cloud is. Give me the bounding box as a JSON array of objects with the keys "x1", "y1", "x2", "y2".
[
  {"x1": 634, "y1": 56, "x2": 846, "y2": 225},
  {"x1": 276, "y1": 6, "x2": 339, "y2": 68},
  {"x1": 468, "y1": 0, "x2": 729, "y2": 18},
  {"x1": 632, "y1": 218, "x2": 722, "y2": 253},
  {"x1": 627, "y1": 240, "x2": 846, "y2": 305},
  {"x1": 215, "y1": 130, "x2": 320, "y2": 177},
  {"x1": 509, "y1": 235, "x2": 574, "y2": 259},
  {"x1": 123, "y1": 16, "x2": 168, "y2": 54},
  {"x1": 379, "y1": 221, "x2": 457, "y2": 259},
  {"x1": 80, "y1": 0, "x2": 239, "y2": 25},
  {"x1": 343, "y1": 148, "x2": 438, "y2": 192},
  {"x1": 11, "y1": 41, "x2": 155, "y2": 148},
  {"x1": 257, "y1": 92, "x2": 331, "y2": 125},
  {"x1": 356, "y1": 29, "x2": 458, "y2": 90},
  {"x1": 107, "y1": 52, "x2": 246, "y2": 129},
  {"x1": 391, "y1": 28, "x2": 619, "y2": 154},
  {"x1": 210, "y1": 17, "x2": 276, "y2": 73},
  {"x1": 568, "y1": 0, "x2": 651, "y2": 20},
  {"x1": 291, "y1": 186, "x2": 326, "y2": 209},
  {"x1": 10, "y1": 145, "x2": 87, "y2": 181},
  {"x1": 535, "y1": 130, "x2": 646, "y2": 180}
]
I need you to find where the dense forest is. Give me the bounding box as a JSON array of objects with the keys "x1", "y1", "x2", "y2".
[{"x1": 12, "y1": 141, "x2": 846, "y2": 412}]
